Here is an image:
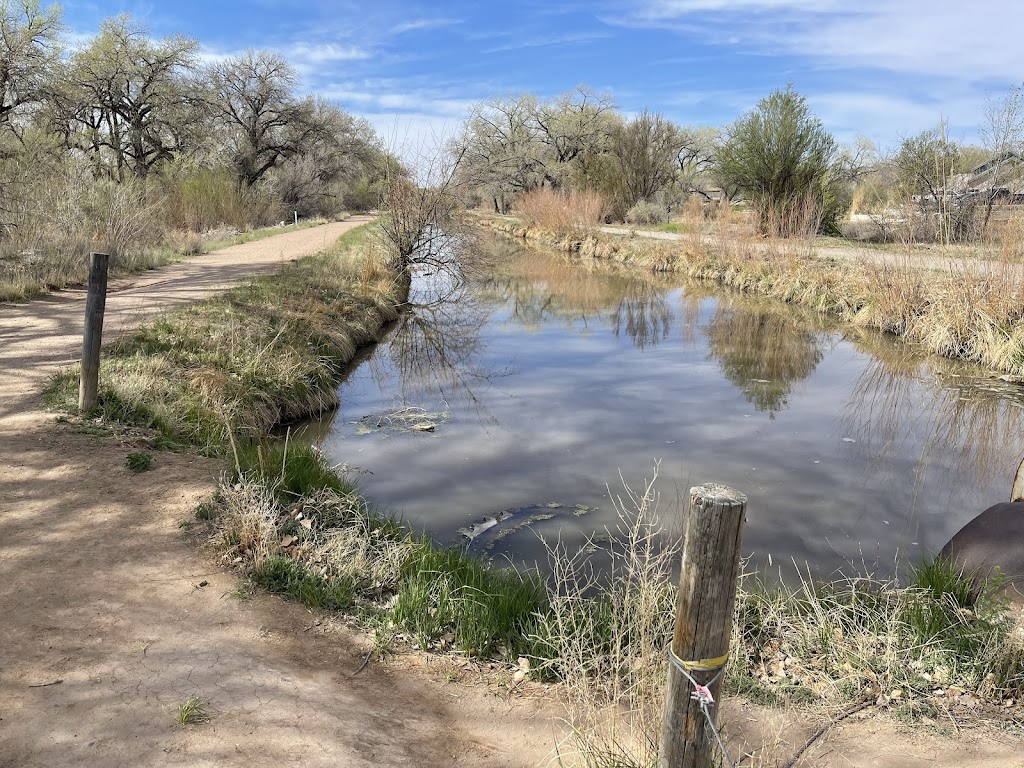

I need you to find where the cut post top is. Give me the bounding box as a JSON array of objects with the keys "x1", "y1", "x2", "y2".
[{"x1": 689, "y1": 484, "x2": 748, "y2": 506}]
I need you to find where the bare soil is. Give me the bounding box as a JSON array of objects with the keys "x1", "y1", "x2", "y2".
[{"x1": 1, "y1": 219, "x2": 1021, "y2": 767}]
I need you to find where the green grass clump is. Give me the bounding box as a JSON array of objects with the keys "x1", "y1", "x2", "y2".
[
  {"x1": 251, "y1": 555, "x2": 356, "y2": 610},
  {"x1": 125, "y1": 451, "x2": 153, "y2": 472},
  {"x1": 392, "y1": 544, "x2": 548, "y2": 658},
  {"x1": 234, "y1": 442, "x2": 353, "y2": 502},
  {"x1": 176, "y1": 695, "x2": 209, "y2": 726}
]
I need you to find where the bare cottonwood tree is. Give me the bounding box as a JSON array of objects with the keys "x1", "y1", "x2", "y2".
[
  {"x1": 0, "y1": 0, "x2": 61, "y2": 133},
  {"x1": 207, "y1": 51, "x2": 327, "y2": 188},
  {"x1": 270, "y1": 102, "x2": 379, "y2": 216},
  {"x1": 612, "y1": 110, "x2": 682, "y2": 209},
  {"x1": 52, "y1": 15, "x2": 203, "y2": 180},
  {"x1": 457, "y1": 94, "x2": 546, "y2": 213}
]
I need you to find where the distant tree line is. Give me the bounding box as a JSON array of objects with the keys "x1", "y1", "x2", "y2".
[
  {"x1": 453, "y1": 82, "x2": 1024, "y2": 242},
  {"x1": 0, "y1": 0, "x2": 392, "y2": 248}
]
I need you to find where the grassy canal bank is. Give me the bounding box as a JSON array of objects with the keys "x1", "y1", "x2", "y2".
[
  {"x1": 476, "y1": 214, "x2": 1024, "y2": 378},
  {"x1": 44, "y1": 221, "x2": 1024, "y2": 766}
]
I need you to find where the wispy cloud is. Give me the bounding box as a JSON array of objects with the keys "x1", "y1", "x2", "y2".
[
  {"x1": 605, "y1": 0, "x2": 1024, "y2": 83},
  {"x1": 481, "y1": 31, "x2": 611, "y2": 54},
  {"x1": 390, "y1": 18, "x2": 462, "y2": 35},
  {"x1": 290, "y1": 42, "x2": 371, "y2": 63}
]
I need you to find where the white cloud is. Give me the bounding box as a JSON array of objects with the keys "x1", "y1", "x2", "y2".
[
  {"x1": 390, "y1": 18, "x2": 462, "y2": 35},
  {"x1": 608, "y1": 0, "x2": 1024, "y2": 84},
  {"x1": 323, "y1": 88, "x2": 476, "y2": 118},
  {"x1": 481, "y1": 31, "x2": 612, "y2": 54},
  {"x1": 810, "y1": 91, "x2": 983, "y2": 146},
  {"x1": 289, "y1": 42, "x2": 371, "y2": 63}
]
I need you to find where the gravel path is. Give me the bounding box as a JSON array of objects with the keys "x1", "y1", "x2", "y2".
[{"x1": 598, "y1": 225, "x2": 1010, "y2": 274}]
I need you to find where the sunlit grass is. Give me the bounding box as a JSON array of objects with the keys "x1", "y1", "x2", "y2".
[{"x1": 44, "y1": 225, "x2": 403, "y2": 454}]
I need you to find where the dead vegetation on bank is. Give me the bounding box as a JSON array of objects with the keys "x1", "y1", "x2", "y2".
[{"x1": 475, "y1": 208, "x2": 1024, "y2": 377}]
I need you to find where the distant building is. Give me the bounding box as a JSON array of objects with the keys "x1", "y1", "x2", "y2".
[{"x1": 947, "y1": 151, "x2": 1024, "y2": 205}]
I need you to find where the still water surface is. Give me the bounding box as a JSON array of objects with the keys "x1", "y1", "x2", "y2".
[{"x1": 304, "y1": 236, "x2": 1024, "y2": 576}]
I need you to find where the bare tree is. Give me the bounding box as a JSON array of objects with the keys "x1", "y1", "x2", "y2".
[
  {"x1": 52, "y1": 14, "x2": 203, "y2": 180},
  {"x1": 456, "y1": 94, "x2": 546, "y2": 213},
  {"x1": 676, "y1": 125, "x2": 718, "y2": 200},
  {"x1": 533, "y1": 85, "x2": 616, "y2": 188},
  {"x1": 378, "y1": 145, "x2": 466, "y2": 275},
  {"x1": 270, "y1": 102, "x2": 380, "y2": 216},
  {"x1": 892, "y1": 122, "x2": 963, "y2": 242},
  {"x1": 980, "y1": 85, "x2": 1024, "y2": 232},
  {"x1": 207, "y1": 50, "x2": 327, "y2": 188},
  {"x1": 611, "y1": 110, "x2": 682, "y2": 210},
  {"x1": 0, "y1": 0, "x2": 61, "y2": 135}
]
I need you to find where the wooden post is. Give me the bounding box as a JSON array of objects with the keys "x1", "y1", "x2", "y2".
[
  {"x1": 659, "y1": 484, "x2": 747, "y2": 768},
  {"x1": 78, "y1": 252, "x2": 110, "y2": 414}
]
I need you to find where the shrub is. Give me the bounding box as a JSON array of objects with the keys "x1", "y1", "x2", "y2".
[
  {"x1": 717, "y1": 86, "x2": 842, "y2": 236},
  {"x1": 624, "y1": 200, "x2": 669, "y2": 226}
]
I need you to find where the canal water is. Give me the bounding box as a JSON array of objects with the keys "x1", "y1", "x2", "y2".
[{"x1": 302, "y1": 235, "x2": 1024, "y2": 577}]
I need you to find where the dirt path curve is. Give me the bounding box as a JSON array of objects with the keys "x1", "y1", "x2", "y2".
[{"x1": 0, "y1": 219, "x2": 562, "y2": 768}]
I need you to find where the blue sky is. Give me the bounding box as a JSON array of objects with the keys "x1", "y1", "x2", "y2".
[{"x1": 62, "y1": 0, "x2": 1024, "y2": 152}]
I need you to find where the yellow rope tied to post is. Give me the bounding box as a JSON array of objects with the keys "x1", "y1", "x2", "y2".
[{"x1": 667, "y1": 647, "x2": 729, "y2": 673}]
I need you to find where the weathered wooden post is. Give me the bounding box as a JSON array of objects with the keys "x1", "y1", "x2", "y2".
[
  {"x1": 659, "y1": 483, "x2": 746, "y2": 768},
  {"x1": 78, "y1": 252, "x2": 110, "y2": 414}
]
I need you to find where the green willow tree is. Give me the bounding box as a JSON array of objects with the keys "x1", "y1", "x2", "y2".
[{"x1": 717, "y1": 86, "x2": 841, "y2": 235}]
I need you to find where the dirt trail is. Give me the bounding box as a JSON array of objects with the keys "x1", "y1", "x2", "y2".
[
  {"x1": 0, "y1": 219, "x2": 561, "y2": 767},
  {"x1": 1, "y1": 219, "x2": 1021, "y2": 767}
]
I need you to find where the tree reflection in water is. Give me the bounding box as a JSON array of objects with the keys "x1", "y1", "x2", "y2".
[
  {"x1": 478, "y1": 239, "x2": 675, "y2": 349},
  {"x1": 702, "y1": 296, "x2": 827, "y2": 416},
  {"x1": 367, "y1": 244, "x2": 506, "y2": 421}
]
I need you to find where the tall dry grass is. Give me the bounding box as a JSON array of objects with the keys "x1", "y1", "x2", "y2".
[
  {"x1": 0, "y1": 162, "x2": 172, "y2": 300},
  {"x1": 477, "y1": 202, "x2": 1024, "y2": 376},
  {"x1": 0, "y1": 157, "x2": 303, "y2": 302},
  {"x1": 44, "y1": 225, "x2": 404, "y2": 452},
  {"x1": 514, "y1": 188, "x2": 608, "y2": 237},
  {"x1": 535, "y1": 468, "x2": 679, "y2": 766}
]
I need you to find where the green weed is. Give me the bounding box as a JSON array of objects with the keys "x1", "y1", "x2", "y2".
[
  {"x1": 392, "y1": 544, "x2": 547, "y2": 658},
  {"x1": 176, "y1": 695, "x2": 209, "y2": 726},
  {"x1": 125, "y1": 452, "x2": 153, "y2": 472},
  {"x1": 250, "y1": 555, "x2": 356, "y2": 610}
]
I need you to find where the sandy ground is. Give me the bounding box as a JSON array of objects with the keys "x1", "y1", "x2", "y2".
[{"x1": 1, "y1": 219, "x2": 1022, "y2": 767}]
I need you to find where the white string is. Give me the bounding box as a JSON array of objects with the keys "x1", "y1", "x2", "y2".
[{"x1": 667, "y1": 649, "x2": 737, "y2": 768}]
